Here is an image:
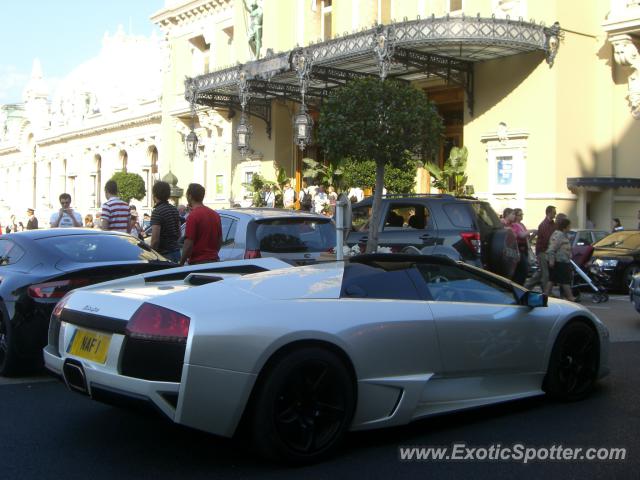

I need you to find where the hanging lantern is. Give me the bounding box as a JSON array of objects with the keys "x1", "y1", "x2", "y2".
[
  {"x1": 293, "y1": 107, "x2": 313, "y2": 150},
  {"x1": 237, "y1": 113, "x2": 251, "y2": 156},
  {"x1": 186, "y1": 129, "x2": 198, "y2": 161}
]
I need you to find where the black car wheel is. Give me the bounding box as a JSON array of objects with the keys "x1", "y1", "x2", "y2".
[
  {"x1": 250, "y1": 347, "x2": 356, "y2": 464},
  {"x1": 544, "y1": 322, "x2": 599, "y2": 401},
  {"x1": 0, "y1": 311, "x2": 19, "y2": 377},
  {"x1": 623, "y1": 264, "x2": 640, "y2": 289}
]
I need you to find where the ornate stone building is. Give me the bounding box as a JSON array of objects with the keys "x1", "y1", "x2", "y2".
[
  {"x1": 181, "y1": 0, "x2": 640, "y2": 230},
  {"x1": 0, "y1": 27, "x2": 163, "y2": 224},
  {"x1": 2, "y1": 0, "x2": 640, "y2": 230},
  {"x1": 151, "y1": 0, "x2": 239, "y2": 209}
]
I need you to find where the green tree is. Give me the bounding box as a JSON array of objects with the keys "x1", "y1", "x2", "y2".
[
  {"x1": 110, "y1": 171, "x2": 146, "y2": 204},
  {"x1": 242, "y1": 173, "x2": 270, "y2": 207},
  {"x1": 341, "y1": 158, "x2": 417, "y2": 194},
  {"x1": 424, "y1": 146, "x2": 469, "y2": 196},
  {"x1": 302, "y1": 157, "x2": 343, "y2": 188},
  {"x1": 318, "y1": 78, "x2": 442, "y2": 252},
  {"x1": 272, "y1": 166, "x2": 290, "y2": 208}
]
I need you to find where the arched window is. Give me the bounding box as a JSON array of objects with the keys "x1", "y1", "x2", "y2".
[
  {"x1": 1, "y1": 168, "x2": 8, "y2": 205},
  {"x1": 29, "y1": 134, "x2": 37, "y2": 210},
  {"x1": 46, "y1": 162, "x2": 52, "y2": 208},
  {"x1": 145, "y1": 146, "x2": 159, "y2": 207},
  {"x1": 94, "y1": 154, "x2": 102, "y2": 208},
  {"x1": 62, "y1": 158, "x2": 68, "y2": 194}
]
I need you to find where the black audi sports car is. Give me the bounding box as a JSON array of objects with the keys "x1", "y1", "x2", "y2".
[{"x1": 0, "y1": 229, "x2": 175, "y2": 376}]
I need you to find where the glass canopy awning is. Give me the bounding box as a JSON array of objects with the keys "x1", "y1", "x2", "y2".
[{"x1": 186, "y1": 15, "x2": 561, "y2": 136}]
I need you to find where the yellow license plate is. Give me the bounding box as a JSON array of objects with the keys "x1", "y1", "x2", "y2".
[{"x1": 67, "y1": 328, "x2": 111, "y2": 364}]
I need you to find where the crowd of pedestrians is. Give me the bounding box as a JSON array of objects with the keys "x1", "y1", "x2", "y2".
[
  {"x1": 297, "y1": 182, "x2": 363, "y2": 216},
  {"x1": 5, "y1": 177, "x2": 638, "y2": 279},
  {"x1": 0, "y1": 180, "x2": 223, "y2": 266},
  {"x1": 501, "y1": 205, "x2": 578, "y2": 300}
]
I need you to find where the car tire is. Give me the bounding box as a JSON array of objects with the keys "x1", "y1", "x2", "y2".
[
  {"x1": 488, "y1": 228, "x2": 519, "y2": 278},
  {"x1": 544, "y1": 321, "x2": 599, "y2": 401},
  {"x1": 623, "y1": 264, "x2": 640, "y2": 290},
  {"x1": 0, "y1": 311, "x2": 19, "y2": 377},
  {"x1": 249, "y1": 347, "x2": 356, "y2": 464}
]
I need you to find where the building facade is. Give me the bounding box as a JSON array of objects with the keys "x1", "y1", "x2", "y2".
[
  {"x1": 0, "y1": 27, "x2": 164, "y2": 225},
  {"x1": 1, "y1": 0, "x2": 639, "y2": 232},
  {"x1": 179, "y1": 0, "x2": 640, "y2": 231}
]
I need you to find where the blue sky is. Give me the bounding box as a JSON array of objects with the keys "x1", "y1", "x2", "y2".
[{"x1": 0, "y1": 0, "x2": 163, "y2": 104}]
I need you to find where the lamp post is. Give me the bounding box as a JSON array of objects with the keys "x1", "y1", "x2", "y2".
[
  {"x1": 186, "y1": 129, "x2": 198, "y2": 161},
  {"x1": 292, "y1": 49, "x2": 313, "y2": 150},
  {"x1": 237, "y1": 112, "x2": 251, "y2": 156},
  {"x1": 185, "y1": 78, "x2": 199, "y2": 161},
  {"x1": 373, "y1": 24, "x2": 395, "y2": 80},
  {"x1": 293, "y1": 106, "x2": 313, "y2": 150},
  {"x1": 236, "y1": 70, "x2": 252, "y2": 156}
]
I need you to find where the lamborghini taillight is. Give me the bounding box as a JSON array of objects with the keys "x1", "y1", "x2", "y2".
[{"x1": 126, "y1": 303, "x2": 190, "y2": 343}]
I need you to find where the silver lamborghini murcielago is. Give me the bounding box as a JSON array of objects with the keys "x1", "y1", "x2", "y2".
[{"x1": 44, "y1": 254, "x2": 609, "y2": 464}]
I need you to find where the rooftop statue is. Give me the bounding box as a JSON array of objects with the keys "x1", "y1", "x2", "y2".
[{"x1": 244, "y1": 0, "x2": 263, "y2": 59}]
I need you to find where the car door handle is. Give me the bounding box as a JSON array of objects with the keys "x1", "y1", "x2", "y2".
[
  {"x1": 360, "y1": 236, "x2": 368, "y2": 242},
  {"x1": 419, "y1": 234, "x2": 432, "y2": 240}
]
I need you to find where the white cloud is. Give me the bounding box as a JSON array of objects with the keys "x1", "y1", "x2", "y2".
[{"x1": 0, "y1": 65, "x2": 29, "y2": 104}]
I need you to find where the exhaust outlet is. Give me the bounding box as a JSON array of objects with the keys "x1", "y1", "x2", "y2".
[{"x1": 63, "y1": 360, "x2": 88, "y2": 395}]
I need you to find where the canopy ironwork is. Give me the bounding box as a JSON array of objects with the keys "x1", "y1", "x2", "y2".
[{"x1": 186, "y1": 15, "x2": 561, "y2": 137}]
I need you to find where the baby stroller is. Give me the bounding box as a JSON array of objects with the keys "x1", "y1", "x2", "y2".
[{"x1": 570, "y1": 245, "x2": 609, "y2": 303}]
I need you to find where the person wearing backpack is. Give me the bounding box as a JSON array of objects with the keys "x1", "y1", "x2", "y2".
[{"x1": 299, "y1": 180, "x2": 314, "y2": 212}]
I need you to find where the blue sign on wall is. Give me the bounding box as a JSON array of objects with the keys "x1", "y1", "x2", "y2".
[{"x1": 497, "y1": 156, "x2": 513, "y2": 186}]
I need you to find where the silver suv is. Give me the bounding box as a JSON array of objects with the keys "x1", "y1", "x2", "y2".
[
  {"x1": 217, "y1": 208, "x2": 336, "y2": 265},
  {"x1": 147, "y1": 208, "x2": 336, "y2": 265}
]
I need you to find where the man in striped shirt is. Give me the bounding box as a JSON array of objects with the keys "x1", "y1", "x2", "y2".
[{"x1": 100, "y1": 180, "x2": 131, "y2": 233}]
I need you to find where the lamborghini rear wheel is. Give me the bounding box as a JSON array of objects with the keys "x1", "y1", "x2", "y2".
[{"x1": 250, "y1": 347, "x2": 356, "y2": 464}]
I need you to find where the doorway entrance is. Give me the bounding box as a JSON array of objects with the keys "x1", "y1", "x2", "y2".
[{"x1": 424, "y1": 85, "x2": 464, "y2": 168}]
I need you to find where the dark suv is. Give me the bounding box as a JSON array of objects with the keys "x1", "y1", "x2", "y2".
[{"x1": 347, "y1": 194, "x2": 519, "y2": 277}]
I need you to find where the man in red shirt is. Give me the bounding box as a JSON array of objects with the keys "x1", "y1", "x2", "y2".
[
  {"x1": 524, "y1": 205, "x2": 556, "y2": 290},
  {"x1": 179, "y1": 183, "x2": 222, "y2": 265}
]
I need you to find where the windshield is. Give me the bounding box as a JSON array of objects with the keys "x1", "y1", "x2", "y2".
[
  {"x1": 256, "y1": 218, "x2": 336, "y2": 253},
  {"x1": 470, "y1": 202, "x2": 502, "y2": 229},
  {"x1": 36, "y1": 234, "x2": 168, "y2": 263},
  {"x1": 593, "y1": 232, "x2": 640, "y2": 250}
]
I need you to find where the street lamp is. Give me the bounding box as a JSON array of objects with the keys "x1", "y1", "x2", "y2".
[
  {"x1": 185, "y1": 78, "x2": 200, "y2": 162},
  {"x1": 186, "y1": 129, "x2": 198, "y2": 161},
  {"x1": 293, "y1": 106, "x2": 313, "y2": 150},
  {"x1": 237, "y1": 112, "x2": 251, "y2": 156},
  {"x1": 292, "y1": 48, "x2": 314, "y2": 151}
]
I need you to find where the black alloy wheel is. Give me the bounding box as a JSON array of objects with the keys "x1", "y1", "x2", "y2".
[
  {"x1": 250, "y1": 347, "x2": 356, "y2": 464},
  {"x1": 0, "y1": 311, "x2": 18, "y2": 377},
  {"x1": 544, "y1": 322, "x2": 599, "y2": 401}
]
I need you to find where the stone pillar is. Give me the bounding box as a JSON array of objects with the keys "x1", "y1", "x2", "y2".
[{"x1": 575, "y1": 187, "x2": 587, "y2": 230}]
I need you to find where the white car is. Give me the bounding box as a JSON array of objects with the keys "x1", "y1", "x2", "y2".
[{"x1": 44, "y1": 254, "x2": 610, "y2": 463}]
